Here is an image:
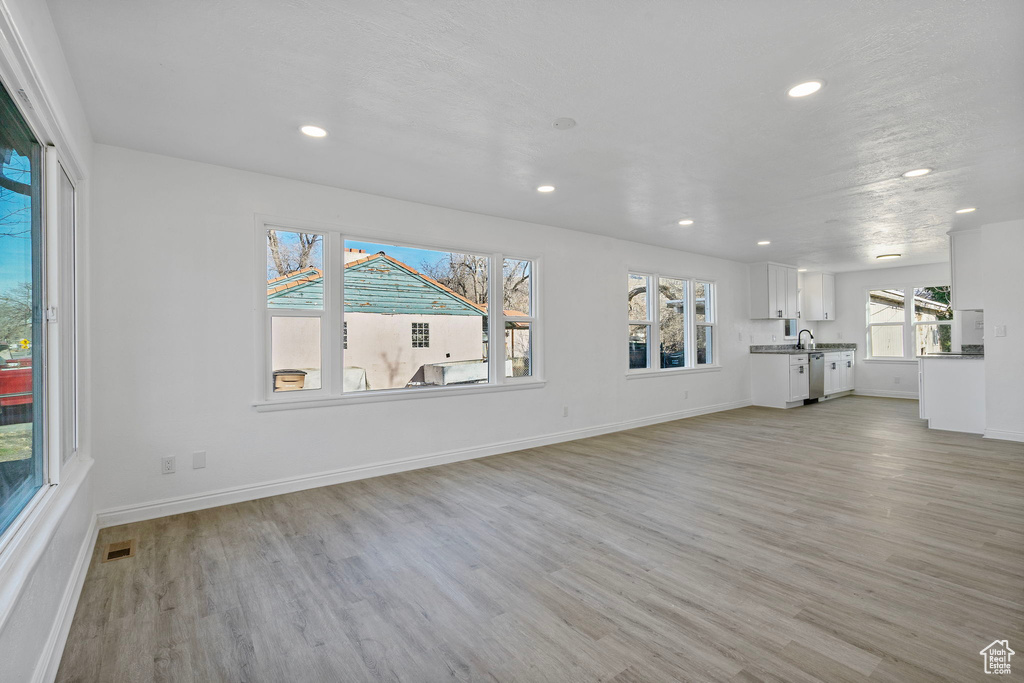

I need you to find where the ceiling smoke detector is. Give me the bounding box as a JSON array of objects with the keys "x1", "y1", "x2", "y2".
[{"x1": 552, "y1": 118, "x2": 577, "y2": 130}]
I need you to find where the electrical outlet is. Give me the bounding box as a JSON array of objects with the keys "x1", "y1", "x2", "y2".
[
  {"x1": 894, "y1": 377, "x2": 901, "y2": 385},
  {"x1": 193, "y1": 451, "x2": 207, "y2": 469},
  {"x1": 837, "y1": 331, "x2": 843, "y2": 340},
  {"x1": 994, "y1": 325, "x2": 1007, "y2": 337},
  {"x1": 161, "y1": 456, "x2": 176, "y2": 474},
  {"x1": 772, "y1": 334, "x2": 777, "y2": 341},
  {"x1": 738, "y1": 331, "x2": 743, "y2": 342},
  {"x1": 684, "y1": 390, "x2": 689, "y2": 399},
  {"x1": 562, "y1": 406, "x2": 569, "y2": 418}
]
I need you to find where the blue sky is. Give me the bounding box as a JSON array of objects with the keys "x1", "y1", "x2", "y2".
[
  {"x1": 346, "y1": 240, "x2": 453, "y2": 271},
  {"x1": 0, "y1": 151, "x2": 34, "y2": 294}
]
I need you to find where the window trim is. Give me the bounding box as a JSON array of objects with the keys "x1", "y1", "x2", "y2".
[
  {"x1": 626, "y1": 271, "x2": 718, "y2": 374},
  {"x1": 864, "y1": 284, "x2": 954, "y2": 360},
  {"x1": 255, "y1": 216, "x2": 544, "y2": 405}
]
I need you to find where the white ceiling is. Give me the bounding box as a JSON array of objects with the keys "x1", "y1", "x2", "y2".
[{"x1": 47, "y1": 0, "x2": 1024, "y2": 272}]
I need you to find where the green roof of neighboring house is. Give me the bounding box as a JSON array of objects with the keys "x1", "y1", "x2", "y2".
[{"x1": 267, "y1": 253, "x2": 486, "y2": 316}]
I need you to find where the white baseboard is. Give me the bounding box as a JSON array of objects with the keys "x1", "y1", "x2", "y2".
[
  {"x1": 983, "y1": 429, "x2": 1024, "y2": 443},
  {"x1": 33, "y1": 515, "x2": 98, "y2": 683},
  {"x1": 96, "y1": 399, "x2": 752, "y2": 528},
  {"x1": 853, "y1": 389, "x2": 918, "y2": 400}
]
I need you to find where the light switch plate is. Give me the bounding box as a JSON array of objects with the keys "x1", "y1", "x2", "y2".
[
  {"x1": 994, "y1": 325, "x2": 1007, "y2": 337},
  {"x1": 193, "y1": 451, "x2": 207, "y2": 469}
]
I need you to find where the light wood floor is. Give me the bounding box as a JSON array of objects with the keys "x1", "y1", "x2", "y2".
[{"x1": 57, "y1": 397, "x2": 1023, "y2": 682}]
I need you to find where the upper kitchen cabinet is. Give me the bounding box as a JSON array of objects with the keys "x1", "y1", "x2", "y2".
[
  {"x1": 749, "y1": 262, "x2": 798, "y2": 319},
  {"x1": 801, "y1": 271, "x2": 836, "y2": 321},
  {"x1": 949, "y1": 229, "x2": 984, "y2": 311}
]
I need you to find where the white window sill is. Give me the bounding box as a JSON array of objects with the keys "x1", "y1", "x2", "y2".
[
  {"x1": 254, "y1": 379, "x2": 546, "y2": 412},
  {"x1": 0, "y1": 453, "x2": 93, "y2": 631},
  {"x1": 862, "y1": 358, "x2": 919, "y2": 364},
  {"x1": 626, "y1": 365, "x2": 722, "y2": 379}
]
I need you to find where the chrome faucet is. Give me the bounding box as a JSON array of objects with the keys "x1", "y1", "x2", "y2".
[{"x1": 798, "y1": 329, "x2": 814, "y2": 349}]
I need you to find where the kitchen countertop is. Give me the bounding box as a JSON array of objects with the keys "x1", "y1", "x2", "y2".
[
  {"x1": 919, "y1": 353, "x2": 985, "y2": 360},
  {"x1": 749, "y1": 344, "x2": 857, "y2": 354}
]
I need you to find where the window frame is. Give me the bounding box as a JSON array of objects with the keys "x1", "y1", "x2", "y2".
[
  {"x1": 626, "y1": 271, "x2": 719, "y2": 376},
  {"x1": 864, "y1": 284, "x2": 955, "y2": 361},
  {"x1": 254, "y1": 217, "x2": 544, "y2": 409},
  {"x1": 0, "y1": 79, "x2": 82, "y2": 556}
]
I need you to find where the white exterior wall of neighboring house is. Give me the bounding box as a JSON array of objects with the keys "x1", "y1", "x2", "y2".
[
  {"x1": 270, "y1": 317, "x2": 321, "y2": 373},
  {"x1": 270, "y1": 312, "x2": 484, "y2": 391},
  {"x1": 346, "y1": 312, "x2": 483, "y2": 390}
]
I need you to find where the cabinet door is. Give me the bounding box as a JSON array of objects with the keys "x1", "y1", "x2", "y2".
[
  {"x1": 789, "y1": 364, "x2": 809, "y2": 402},
  {"x1": 777, "y1": 266, "x2": 788, "y2": 318},
  {"x1": 766, "y1": 264, "x2": 780, "y2": 318},
  {"x1": 822, "y1": 273, "x2": 835, "y2": 320},
  {"x1": 844, "y1": 358, "x2": 855, "y2": 392},
  {"x1": 785, "y1": 267, "x2": 798, "y2": 319},
  {"x1": 824, "y1": 358, "x2": 836, "y2": 394},
  {"x1": 950, "y1": 231, "x2": 984, "y2": 310}
]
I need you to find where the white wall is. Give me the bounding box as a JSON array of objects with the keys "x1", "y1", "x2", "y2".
[
  {"x1": 813, "y1": 262, "x2": 951, "y2": 398},
  {"x1": 0, "y1": 0, "x2": 95, "y2": 679},
  {"x1": 89, "y1": 144, "x2": 765, "y2": 518},
  {"x1": 980, "y1": 219, "x2": 1024, "y2": 441}
]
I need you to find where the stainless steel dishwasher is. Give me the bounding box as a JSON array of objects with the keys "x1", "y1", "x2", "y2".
[{"x1": 807, "y1": 352, "x2": 825, "y2": 400}]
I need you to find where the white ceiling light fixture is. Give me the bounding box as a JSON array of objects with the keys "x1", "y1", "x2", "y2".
[
  {"x1": 678, "y1": 219, "x2": 694, "y2": 226},
  {"x1": 787, "y1": 80, "x2": 823, "y2": 98},
  {"x1": 876, "y1": 253, "x2": 902, "y2": 260},
  {"x1": 955, "y1": 207, "x2": 977, "y2": 214},
  {"x1": 798, "y1": 268, "x2": 808, "y2": 272},
  {"x1": 536, "y1": 185, "x2": 555, "y2": 193},
  {"x1": 901, "y1": 168, "x2": 932, "y2": 178},
  {"x1": 300, "y1": 125, "x2": 328, "y2": 138},
  {"x1": 757, "y1": 240, "x2": 771, "y2": 246}
]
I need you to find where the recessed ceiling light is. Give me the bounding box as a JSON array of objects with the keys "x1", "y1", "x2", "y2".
[
  {"x1": 552, "y1": 118, "x2": 577, "y2": 130},
  {"x1": 876, "y1": 253, "x2": 902, "y2": 260},
  {"x1": 798, "y1": 268, "x2": 808, "y2": 272},
  {"x1": 536, "y1": 185, "x2": 555, "y2": 193},
  {"x1": 955, "y1": 207, "x2": 977, "y2": 214},
  {"x1": 787, "y1": 81, "x2": 823, "y2": 98},
  {"x1": 901, "y1": 168, "x2": 932, "y2": 178},
  {"x1": 678, "y1": 219, "x2": 694, "y2": 226},
  {"x1": 757, "y1": 241, "x2": 771, "y2": 246},
  {"x1": 300, "y1": 125, "x2": 328, "y2": 138}
]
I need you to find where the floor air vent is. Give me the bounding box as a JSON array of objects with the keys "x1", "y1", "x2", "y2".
[{"x1": 102, "y1": 539, "x2": 136, "y2": 563}]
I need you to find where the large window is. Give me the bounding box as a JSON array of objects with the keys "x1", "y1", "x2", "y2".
[
  {"x1": 0, "y1": 83, "x2": 44, "y2": 535},
  {"x1": 867, "y1": 285, "x2": 953, "y2": 359},
  {"x1": 261, "y1": 227, "x2": 538, "y2": 400},
  {"x1": 627, "y1": 273, "x2": 716, "y2": 371}
]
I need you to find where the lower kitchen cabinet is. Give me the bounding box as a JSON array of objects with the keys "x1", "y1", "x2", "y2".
[
  {"x1": 752, "y1": 349, "x2": 855, "y2": 408},
  {"x1": 824, "y1": 351, "x2": 855, "y2": 395}
]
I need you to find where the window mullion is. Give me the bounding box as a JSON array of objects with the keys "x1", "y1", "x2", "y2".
[
  {"x1": 329, "y1": 233, "x2": 343, "y2": 396},
  {"x1": 490, "y1": 252, "x2": 503, "y2": 385}
]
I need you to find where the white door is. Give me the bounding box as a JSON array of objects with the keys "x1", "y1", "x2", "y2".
[
  {"x1": 786, "y1": 267, "x2": 798, "y2": 319},
  {"x1": 789, "y1": 363, "x2": 809, "y2": 401},
  {"x1": 822, "y1": 273, "x2": 835, "y2": 320},
  {"x1": 766, "y1": 264, "x2": 780, "y2": 318},
  {"x1": 824, "y1": 357, "x2": 837, "y2": 394}
]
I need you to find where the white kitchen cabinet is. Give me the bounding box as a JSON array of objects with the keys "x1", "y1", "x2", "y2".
[
  {"x1": 789, "y1": 362, "x2": 809, "y2": 402},
  {"x1": 801, "y1": 271, "x2": 836, "y2": 321},
  {"x1": 749, "y1": 262, "x2": 798, "y2": 319},
  {"x1": 824, "y1": 351, "x2": 855, "y2": 395},
  {"x1": 752, "y1": 353, "x2": 808, "y2": 408},
  {"x1": 949, "y1": 229, "x2": 984, "y2": 311}
]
